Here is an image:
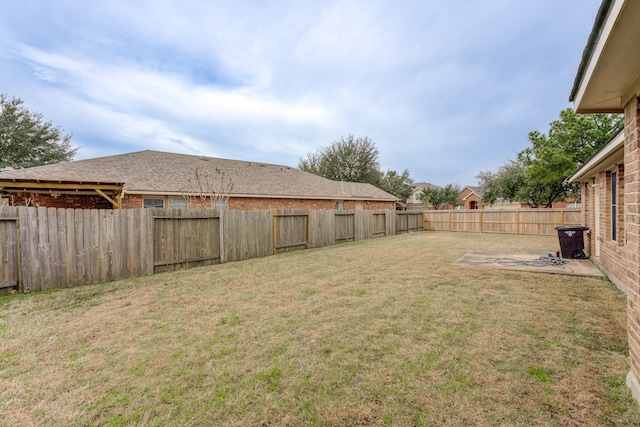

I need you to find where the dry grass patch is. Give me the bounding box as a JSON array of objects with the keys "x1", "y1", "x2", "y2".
[{"x1": 0, "y1": 231, "x2": 638, "y2": 426}]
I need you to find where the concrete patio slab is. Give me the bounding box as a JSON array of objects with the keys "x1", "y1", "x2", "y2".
[{"x1": 453, "y1": 252, "x2": 604, "y2": 277}]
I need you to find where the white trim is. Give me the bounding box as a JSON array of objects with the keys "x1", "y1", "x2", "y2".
[
  {"x1": 127, "y1": 190, "x2": 397, "y2": 202},
  {"x1": 627, "y1": 371, "x2": 640, "y2": 406},
  {"x1": 125, "y1": 190, "x2": 394, "y2": 202},
  {"x1": 142, "y1": 196, "x2": 164, "y2": 209},
  {"x1": 461, "y1": 187, "x2": 479, "y2": 201},
  {"x1": 568, "y1": 131, "x2": 625, "y2": 183},
  {"x1": 573, "y1": 0, "x2": 626, "y2": 110}
]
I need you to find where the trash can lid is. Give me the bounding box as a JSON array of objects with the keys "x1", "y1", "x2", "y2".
[{"x1": 554, "y1": 226, "x2": 589, "y2": 231}]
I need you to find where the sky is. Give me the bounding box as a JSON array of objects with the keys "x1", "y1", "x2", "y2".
[{"x1": 0, "y1": 0, "x2": 601, "y2": 187}]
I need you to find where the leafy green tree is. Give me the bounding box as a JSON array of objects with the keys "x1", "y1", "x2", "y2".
[
  {"x1": 380, "y1": 169, "x2": 414, "y2": 200},
  {"x1": 298, "y1": 135, "x2": 383, "y2": 186},
  {"x1": 477, "y1": 108, "x2": 622, "y2": 207},
  {"x1": 515, "y1": 108, "x2": 621, "y2": 206},
  {"x1": 0, "y1": 94, "x2": 77, "y2": 169},
  {"x1": 420, "y1": 184, "x2": 460, "y2": 210},
  {"x1": 477, "y1": 160, "x2": 526, "y2": 205}
]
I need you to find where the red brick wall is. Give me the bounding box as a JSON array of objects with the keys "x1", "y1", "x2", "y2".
[
  {"x1": 624, "y1": 96, "x2": 640, "y2": 386},
  {"x1": 230, "y1": 197, "x2": 334, "y2": 210},
  {"x1": 4, "y1": 191, "x2": 395, "y2": 211},
  {"x1": 343, "y1": 200, "x2": 396, "y2": 210},
  {"x1": 586, "y1": 169, "x2": 627, "y2": 283},
  {"x1": 5, "y1": 192, "x2": 113, "y2": 209},
  {"x1": 122, "y1": 195, "x2": 209, "y2": 209},
  {"x1": 229, "y1": 197, "x2": 394, "y2": 211},
  {"x1": 580, "y1": 99, "x2": 638, "y2": 393},
  {"x1": 459, "y1": 188, "x2": 481, "y2": 209},
  {"x1": 123, "y1": 194, "x2": 142, "y2": 209},
  {"x1": 465, "y1": 194, "x2": 481, "y2": 209},
  {"x1": 125, "y1": 194, "x2": 395, "y2": 211}
]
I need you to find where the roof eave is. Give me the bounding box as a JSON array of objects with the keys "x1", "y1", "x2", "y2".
[
  {"x1": 124, "y1": 190, "x2": 396, "y2": 202},
  {"x1": 569, "y1": 0, "x2": 615, "y2": 103},
  {"x1": 570, "y1": 0, "x2": 640, "y2": 112},
  {"x1": 568, "y1": 130, "x2": 625, "y2": 183}
]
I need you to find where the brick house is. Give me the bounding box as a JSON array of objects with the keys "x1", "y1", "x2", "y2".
[
  {"x1": 459, "y1": 186, "x2": 482, "y2": 210},
  {"x1": 567, "y1": 0, "x2": 640, "y2": 403},
  {"x1": 405, "y1": 182, "x2": 441, "y2": 210},
  {"x1": 0, "y1": 150, "x2": 397, "y2": 210}
]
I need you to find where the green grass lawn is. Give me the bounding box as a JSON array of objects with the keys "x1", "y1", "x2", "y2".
[{"x1": 1, "y1": 231, "x2": 638, "y2": 426}]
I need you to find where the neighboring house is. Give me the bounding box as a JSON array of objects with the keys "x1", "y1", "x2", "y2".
[
  {"x1": 459, "y1": 186, "x2": 482, "y2": 210},
  {"x1": 484, "y1": 200, "x2": 525, "y2": 210},
  {"x1": 0, "y1": 150, "x2": 397, "y2": 210},
  {"x1": 549, "y1": 198, "x2": 582, "y2": 209},
  {"x1": 480, "y1": 199, "x2": 581, "y2": 210},
  {"x1": 567, "y1": 0, "x2": 640, "y2": 403},
  {"x1": 405, "y1": 182, "x2": 441, "y2": 210}
]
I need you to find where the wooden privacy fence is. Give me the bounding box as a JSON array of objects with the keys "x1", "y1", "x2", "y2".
[
  {"x1": 0, "y1": 207, "x2": 423, "y2": 293},
  {"x1": 422, "y1": 208, "x2": 582, "y2": 236}
]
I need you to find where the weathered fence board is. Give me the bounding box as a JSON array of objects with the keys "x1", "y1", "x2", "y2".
[
  {"x1": 335, "y1": 212, "x2": 355, "y2": 243},
  {"x1": 151, "y1": 209, "x2": 222, "y2": 273},
  {"x1": 223, "y1": 210, "x2": 273, "y2": 262},
  {"x1": 422, "y1": 208, "x2": 582, "y2": 236},
  {"x1": 274, "y1": 209, "x2": 309, "y2": 253},
  {"x1": 397, "y1": 212, "x2": 423, "y2": 233},
  {"x1": 0, "y1": 207, "x2": 421, "y2": 293},
  {"x1": 309, "y1": 210, "x2": 335, "y2": 248},
  {"x1": 373, "y1": 212, "x2": 387, "y2": 238},
  {"x1": 0, "y1": 212, "x2": 19, "y2": 289}
]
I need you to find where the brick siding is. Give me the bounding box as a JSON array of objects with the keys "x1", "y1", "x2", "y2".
[
  {"x1": 6, "y1": 191, "x2": 394, "y2": 211},
  {"x1": 625, "y1": 96, "x2": 640, "y2": 385},
  {"x1": 580, "y1": 97, "x2": 640, "y2": 390},
  {"x1": 4, "y1": 192, "x2": 113, "y2": 209}
]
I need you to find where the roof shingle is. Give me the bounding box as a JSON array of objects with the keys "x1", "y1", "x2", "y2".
[{"x1": 0, "y1": 150, "x2": 397, "y2": 201}]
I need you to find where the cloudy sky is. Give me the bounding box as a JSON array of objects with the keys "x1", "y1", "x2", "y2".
[{"x1": 1, "y1": 0, "x2": 600, "y2": 186}]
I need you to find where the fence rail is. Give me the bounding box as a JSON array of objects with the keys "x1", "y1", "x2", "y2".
[
  {"x1": 0, "y1": 207, "x2": 423, "y2": 293},
  {"x1": 422, "y1": 208, "x2": 582, "y2": 236}
]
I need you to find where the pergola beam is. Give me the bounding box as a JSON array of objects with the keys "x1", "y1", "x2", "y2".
[
  {"x1": 95, "y1": 188, "x2": 121, "y2": 209},
  {"x1": 0, "y1": 180, "x2": 125, "y2": 209},
  {"x1": 0, "y1": 181, "x2": 123, "y2": 191}
]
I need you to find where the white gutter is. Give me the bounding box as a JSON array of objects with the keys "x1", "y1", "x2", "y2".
[
  {"x1": 125, "y1": 190, "x2": 396, "y2": 201},
  {"x1": 573, "y1": 0, "x2": 625, "y2": 110},
  {"x1": 568, "y1": 130, "x2": 625, "y2": 183}
]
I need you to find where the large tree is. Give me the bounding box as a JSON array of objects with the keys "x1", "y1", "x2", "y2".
[
  {"x1": 477, "y1": 160, "x2": 526, "y2": 205},
  {"x1": 0, "y1": 94, "x2": 77, "y2": 169},
  {"x1": 517, "y1": 108, "x2": 622, "y2": 205},
  {"x1": 478, "y1": 109, "x2": 622, "y2": 207},
  {"x1": 380, "y1": 169, "x2": 414, "y2": 200},
  {"x1": 299, "y1": 135, "x2": 416, "y2": 199},
  {"x1": 420, "y1": 184, "x2": 460, "y2": 210},
  {"x1": 298, "y1": 135, "x2": 383, "y2": 186}
]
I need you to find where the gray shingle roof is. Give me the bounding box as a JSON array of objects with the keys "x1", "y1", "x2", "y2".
[
  {"x1": 0, "y1": 150, "x2": 397, "y2": 201},
  {"x1": 413, "y1": 182, "x2": 441, "y2": 191},
  {"x1": 464, "y1": 186, "x2": 483, "y2": 197}
]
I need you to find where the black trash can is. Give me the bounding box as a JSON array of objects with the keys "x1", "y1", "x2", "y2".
[{"x1": 554, "y1": 226, "x2": 589, "y2": 259}]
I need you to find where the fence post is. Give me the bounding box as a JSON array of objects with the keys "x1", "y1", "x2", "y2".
[
  {"x1": 560, "y1": 210, "x2": 565, "y2": 226},
  {"x1": 448, "y1": 211, "x2": 452, "y2": 232},
  {"x1": 218, "y1": 209, "x2": 226, "y2": 264},
  {"x1": 515, "y1": 210, "x2": 520, "y2": 235},
  {"x1": 272, "y1": 209, "x2": 278, "y2": 254},
  {"x1": 304, "y1": 212, "x2": 310, "y2": 247},
  {"x1": 15, "y1": 218, "x2": 23, "y2": 292},
  {"x1": 478, "y1": 210, "x2": 483, "y2": 233}
]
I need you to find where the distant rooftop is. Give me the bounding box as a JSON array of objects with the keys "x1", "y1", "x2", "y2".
[{"x1": 0, "y1": 150, "x2": 397, "y2": 201}]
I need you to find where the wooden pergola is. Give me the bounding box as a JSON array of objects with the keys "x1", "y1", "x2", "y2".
[{"x1": 0, "y1": 178, "x2": 125, "y2": 209}]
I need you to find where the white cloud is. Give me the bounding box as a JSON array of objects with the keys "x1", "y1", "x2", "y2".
[{"x1": 0, "y1": 0, "x2": 603, "y2": 185}]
